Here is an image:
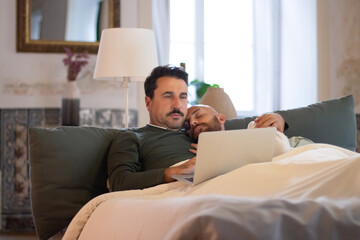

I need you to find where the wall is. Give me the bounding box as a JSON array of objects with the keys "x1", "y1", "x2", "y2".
[
  {"x1": 328, "y1": 0, "x2": 360, "y2": 113},
  {"x1": 2, "y1": 0, "x2": 359, "y2": 116},
  {"x1": 317, "y1": 0, "x2": 360, "y2": 113},
  {"x1": 0, "y1": 0, "x2": 151, "y2": 126}
]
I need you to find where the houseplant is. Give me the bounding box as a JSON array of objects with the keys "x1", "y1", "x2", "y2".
[{"x1": 189, "y1": 79, "x2": 219, "y2": 105}]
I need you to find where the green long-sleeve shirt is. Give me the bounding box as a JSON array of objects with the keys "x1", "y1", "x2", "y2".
[{"x1": 107, "y1": 125, "x2": 196, "y2": 191}]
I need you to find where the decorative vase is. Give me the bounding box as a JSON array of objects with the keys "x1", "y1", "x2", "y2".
[
  {"x1": 199, "y1": 87, "x2": 237, "y2": 119},
  {"x1": 61, "y1": 81, "x2": 80, "y2": 126}
]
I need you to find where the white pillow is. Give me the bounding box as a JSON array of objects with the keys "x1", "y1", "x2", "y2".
[{"x1": 247, "y1": 121, "x2": 291, "y2": 157}]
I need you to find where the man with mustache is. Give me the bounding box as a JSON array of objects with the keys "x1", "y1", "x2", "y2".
[{"x1": 107, "y1": 65, "x2": 287, "y2": 191}]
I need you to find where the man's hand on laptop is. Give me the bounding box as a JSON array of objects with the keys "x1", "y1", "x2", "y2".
[
  {"x1": 254, "y1": 113, "x2": 285, "y2": 132},
  {"x1": 163, "y1": 157, "x2": 196, "y2": 183},
  {"x1": 189, "y1": 143, "x2": 198, "y2": 154}
]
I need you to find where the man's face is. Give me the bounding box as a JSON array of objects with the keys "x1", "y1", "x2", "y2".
[
  {"x1": 145, "y1": 76, "x2": 188, "y2": 131},
  {"x1": 185, "y1": 106, "x2": 222, "y2": 141}
]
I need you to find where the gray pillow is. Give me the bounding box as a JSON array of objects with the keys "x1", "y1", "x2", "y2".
[
  {"x1": 29, "y1": 126, "x2": 120, "y2": 240},
  {"x1": 225, "y1": 95, "x2": 357, "y2": 151},
  {"x1": 276, "y1": 95, "x2": 356, "y2": 151},
  {"x1": 225, "y1": 116, "x2": 256, "y2": 130}
]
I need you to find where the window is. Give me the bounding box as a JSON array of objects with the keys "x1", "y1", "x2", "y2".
[{"x1": 170, "y1": 0, "x2": 254, "y2": 115}]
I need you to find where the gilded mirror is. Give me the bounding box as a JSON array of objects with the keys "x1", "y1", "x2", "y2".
[{"x1": 17, "y1": 0, "x2": 120, "y2": 54}]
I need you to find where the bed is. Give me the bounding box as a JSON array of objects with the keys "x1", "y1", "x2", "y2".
[{"x1": 28, "y1": 95, "x2": 359, "y2": 240}]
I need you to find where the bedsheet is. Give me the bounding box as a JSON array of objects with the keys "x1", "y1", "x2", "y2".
[{"x1": 63, "y1": 144, "x2": 360, "y2": 240}]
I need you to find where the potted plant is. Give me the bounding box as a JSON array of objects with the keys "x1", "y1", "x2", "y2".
[{"x1": 189, "y1": 79, "x2": 220, "y2": 105}]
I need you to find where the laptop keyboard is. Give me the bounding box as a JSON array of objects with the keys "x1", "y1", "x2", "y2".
[{"x1": 185, "y1": 177, "x2": 194, "y2": 182}]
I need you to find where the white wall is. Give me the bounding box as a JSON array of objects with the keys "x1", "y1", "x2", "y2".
[
  {"x1": 317, "y1": 0, "x2": 360, "y2": 113},
  {"x1": 328, "y1": 0, "x2": 360, "y2": 113}
]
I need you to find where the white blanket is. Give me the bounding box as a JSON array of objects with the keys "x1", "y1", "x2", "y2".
[{"x1": 63, "y1": 144, "x2": 360, "y2": 240}]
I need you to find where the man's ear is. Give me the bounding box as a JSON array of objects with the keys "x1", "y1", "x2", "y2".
[
  {"x1": 145, "y1": 96, "x2": 151, "y2": 111},
  {"x1": 218, "y1": 113, "x2": 226, "y2": 124}
]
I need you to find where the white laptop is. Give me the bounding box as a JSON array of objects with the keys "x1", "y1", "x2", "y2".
[{"x1": 172, "y1": 128, "x2": 276, "y2": 186}]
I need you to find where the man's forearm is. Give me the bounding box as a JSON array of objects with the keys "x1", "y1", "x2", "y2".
[{"x1": 109, "y1": 168, "x2": 165, "y2": 191}]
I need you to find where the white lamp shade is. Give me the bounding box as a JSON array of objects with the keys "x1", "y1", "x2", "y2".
[{"x1": 93, "y1": 28, "x2": 158, "y2": 81}]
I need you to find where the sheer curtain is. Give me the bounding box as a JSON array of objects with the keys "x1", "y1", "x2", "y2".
[
  {"x1": 253, "y1": 0, "x2": 281, "y2": 114},
  {"x1": 152, "y1": 0, "x2": 316, "y2": 115},
  {"x1": 152, "y1": 0, "x2": 170, "y2": 65},
  {"x1": 153, "y1": 0, "x2": 281, "y2": 115},
  {"x1": 255, "y1": 0, "x2": 317, "y2": 113}
]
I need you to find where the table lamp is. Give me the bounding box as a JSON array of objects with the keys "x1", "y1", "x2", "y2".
[{"x1": 94, "y1": 28, "x2": 158, "y2": 127}]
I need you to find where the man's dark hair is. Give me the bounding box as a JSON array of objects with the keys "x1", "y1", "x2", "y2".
[{"x1": 144, "y1": 65, "x2": 188, "y2": 99}]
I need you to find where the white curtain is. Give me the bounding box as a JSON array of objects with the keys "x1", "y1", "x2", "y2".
[
  {"x1": 253, "y1": 0, "x2": 281, "y2": 114},
  {"x1": 152, "y1": 0, "x2": 170, "y2": 65},
  {"x1": 152, "y1": 0, "x2": 282, "y2": 115},
  {"x1": 151, "y1": 0, "x2": 316, "y2": 114},
  {"x1": 254, "y1": 0, "x2": 316, "y2": 113}
]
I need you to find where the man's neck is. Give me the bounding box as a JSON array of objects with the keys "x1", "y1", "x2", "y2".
[
  {"x1": 148, "y1": 123, "x2": 182, "y2": 132},
  {"x1": 148, "y1": 123, "x2": 167, "y2": 130}
]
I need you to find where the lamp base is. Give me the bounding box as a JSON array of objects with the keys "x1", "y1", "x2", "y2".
[{"x1": 123, "y1": 77, "x2": 130, "y2": 128}]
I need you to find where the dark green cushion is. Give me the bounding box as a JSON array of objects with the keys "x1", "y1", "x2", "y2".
[
  {"x1": 277, "y1": 95, "x2": 356, "y2": 151},
  {"x1": 225, "y1": 116, "x2": 257, "y2": 130},
  {"x1": 29, "y1": 126, "x2": 120, "y2": 240},
  {"x1": 225, "y1": 95, "x2": 357, "y2": 151}
]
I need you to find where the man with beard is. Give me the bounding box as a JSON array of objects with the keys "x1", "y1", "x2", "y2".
[
  {"x1": 107, "y1": 65, "x2": 287, "y2": 191},
  {"x1": 185, "y1": 105, "x2": 227, "y2": 142},
  {"x1": 185, "y1": 105, "x2": 293, "y2": 157}
]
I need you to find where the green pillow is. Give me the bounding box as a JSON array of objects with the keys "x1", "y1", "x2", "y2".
[
  {"x1": 225, "y1": 116, "x2": 256, "y2": 130},
  {"x1": 225, "y1": 95, "x2": 357, "y2": 151},
  {"x1": 276, "y1": 95, "x2": 356, "y2": 151},
  {"x1": 29, "y1": 126, "x2": 120, "y2": 240}
]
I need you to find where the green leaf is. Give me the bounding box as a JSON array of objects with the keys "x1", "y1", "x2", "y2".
[{"x1": 189, "y1": 79, "x2": 220, "y2": 105}]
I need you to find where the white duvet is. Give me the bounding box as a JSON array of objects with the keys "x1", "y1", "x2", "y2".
[{"x1": 63, "y1": 144, "x2": 360, "y2": 240}]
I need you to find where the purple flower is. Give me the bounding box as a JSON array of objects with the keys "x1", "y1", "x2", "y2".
[{"x1": 63, "y1": 47, "x2": 89, "y2": 81}]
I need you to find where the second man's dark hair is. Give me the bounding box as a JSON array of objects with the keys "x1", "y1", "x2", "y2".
[{"x1": 144, "y1": 65, "x2": 188, "y2": 99}]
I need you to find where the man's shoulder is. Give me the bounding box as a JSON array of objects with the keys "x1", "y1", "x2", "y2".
[
  {"x1": 117, "y1": 125, "x2": 189, "y2": 139},
  {"x1": 122, "y1": 126, "x2": 146, "y2": 133},
  {"x1": 116, "y1": 125, "x2": 163, "y2": 139},
  {"x1": 123, "y1": 125, "x2": 161, "y2": 133}
]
